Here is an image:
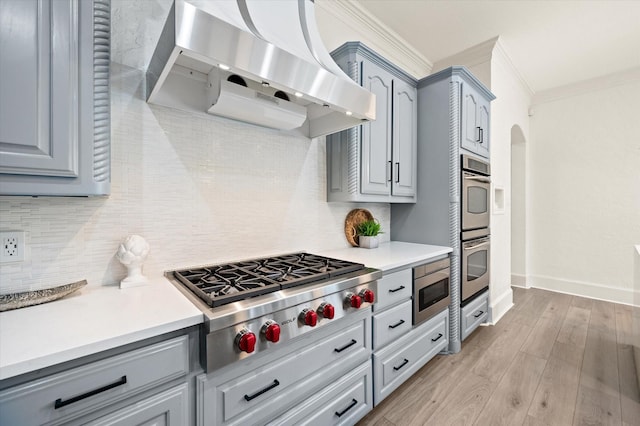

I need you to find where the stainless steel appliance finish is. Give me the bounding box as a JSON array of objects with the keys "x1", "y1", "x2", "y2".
[
  {"x1": 461, "y1": 155, "x2": 491, "y2": 232},
  {"x1": 167, "y1": 253, "x2": 380, "y2": 372},
  {"x1": 146, "y1": 0, "x2": 376, "y2": 137},
  {"x1": 461, "y1": 236, "x2": 490, "y2": 303},
  {"x1": 412, "y1": 258, "x2": 451, "y2": 325}
]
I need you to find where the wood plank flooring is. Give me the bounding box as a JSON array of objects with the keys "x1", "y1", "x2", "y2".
[{"x1": 358, "y1": 287, "x2": 640, "y2": 426}]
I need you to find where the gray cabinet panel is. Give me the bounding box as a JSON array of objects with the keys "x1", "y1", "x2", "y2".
[
  {"x1": 392, "y1": 78, "x2": 417, "y2": 197},
  {"x1": 0, "y1": 0, "x2": 110, "y2": 196},
  {"x1": 461, "y1": 82, "x2": 490, "y2": 159},
  {"x1": 361, "y1": 60, "x2": 392, "y2": 196}
]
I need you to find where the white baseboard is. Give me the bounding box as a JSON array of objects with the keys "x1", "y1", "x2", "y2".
[
  {"x1": 511, "y1": 273, "x2": 528, "y2": 287},
  {"x1": 530, "y1": 274, "x2": 637, "y2": 307},
  {"x1": 488, "y1": 287, "x2": 514, "y2": 324}
]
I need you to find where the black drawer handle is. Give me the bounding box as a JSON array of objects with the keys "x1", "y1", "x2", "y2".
[
  {"x1": 244, "y1": 379, "x2": 280, "y2": 402},
  {"x1": 389, "y1": 319, "x2": 406, "y2": 329},
  {"x1": 431, "y1": 333, "x2": 443, "y2": 342},
  {"x1": 334, "y1": 339, "x2": 357, "y2": 353},
  {"x1": 335, "y1": 398, "x2": 358, "y2": 418},
  {"x1": 474, "y1": 310, "x2": 485, "y2": 318},
  {"x1": 393, "y1": 358, "x2": 409, "y2": 371},
  {"x1": 54, "y1": 376, "x2": 127, "y2": 409},
  {"x1": 388, "y1": 285, "x2": 405, "y2": 293}
]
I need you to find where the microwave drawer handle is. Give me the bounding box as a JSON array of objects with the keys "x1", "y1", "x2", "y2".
[
  {"x1": 54, "y1": 376, "x2": 127, "y2": 409},
  {"x1": 464, "y1": 241, "x2": 490, "y2": 251},
  {"x1": 244, "y1": 379, "x2": 280, "y2": 402},
  {"x1": 388, "y1": 285, "x2": 405, "y2": 293},
  {"x1": 474, "y1": 310, "x2": 485, "y2": 318},
  {"x1": 463, "y1": 176, "x2": 491, "y2": 183},
  {"x1": 393, "y1": 358, "x2": 409, "y2": 371},
  {"x1": 388, "y1": 319, "x2": 406, "y2": 329}
]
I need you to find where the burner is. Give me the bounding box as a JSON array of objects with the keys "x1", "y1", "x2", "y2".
[{"x1": 173, "y1": 253, "x2": 365, "y2": 307}]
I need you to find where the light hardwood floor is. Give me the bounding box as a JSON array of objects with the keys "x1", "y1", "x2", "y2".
[{"x1": 358, "y1": 287, "x2": 640, "y2": 426}]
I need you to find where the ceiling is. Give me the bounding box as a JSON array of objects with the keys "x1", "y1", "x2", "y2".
[{"x1": 348, "y1": 0, "x2": 640, "y2": 92}]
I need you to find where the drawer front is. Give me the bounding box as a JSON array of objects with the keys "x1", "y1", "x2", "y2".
[
  {"x1": 373, "y1": 310, "x2": 448, "y2": 405},
  {"x1": 372, "y1": 299, "x2": 412, "y2": 349},
  {"x1": 267, "y1": 362, "x2": 372, "y2": 426},
  {"x1": 461, "y1": 291, "x2": 489, "y2": 341},
  {"x1": 374, "y1": 269, "x2": 412, "y2": 311},
  {"x1": 220, "y1": 320, "x2": 368, "y2": 422},
  {"x1": 0, "y1": 336, "x2": 189, "y2": 426}
]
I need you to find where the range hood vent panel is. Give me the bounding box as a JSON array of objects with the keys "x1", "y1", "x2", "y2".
[{"x1": 146, "y1": 0, "x2": 375, "y2": 138}]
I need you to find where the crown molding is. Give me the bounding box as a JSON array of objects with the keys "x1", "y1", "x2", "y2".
[
  {"x1": 432, "y1": 36, "x2": 498, "y2": 73},
  {"x1": 315, "y1": 0, "x2": 432, "y2": 78},
  {"x1": 493, "y1": 39, "x2": 535, "y2": 98},
  {"x1": 532, "y1": 66, "x2": 640, "y2": 105}
]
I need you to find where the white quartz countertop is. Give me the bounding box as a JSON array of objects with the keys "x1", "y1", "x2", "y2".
[
  {"x1": 0, "y1": 279, "x2": 203, "y2": 381},
  {"x1": 319, "y1": 241, "x2": 452, "y2": 272}
]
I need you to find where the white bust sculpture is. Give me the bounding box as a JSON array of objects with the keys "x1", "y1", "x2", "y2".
[{"x1": 116, "y1": 235, "x2": 150, "y2": 289}]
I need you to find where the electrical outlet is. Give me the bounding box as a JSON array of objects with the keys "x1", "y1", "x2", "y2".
[{"x1": 1, "y1": 231, "x2": 25, "y2": 263}]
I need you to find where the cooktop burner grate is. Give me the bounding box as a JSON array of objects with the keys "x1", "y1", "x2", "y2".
[{"x1": 173, "y1": 252, "x2": 365, "y2": 307}]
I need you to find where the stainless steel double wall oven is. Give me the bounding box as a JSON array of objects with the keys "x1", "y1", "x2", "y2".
[{"x1": 460, "y1": 155, "x2": 491, "y2": 304}]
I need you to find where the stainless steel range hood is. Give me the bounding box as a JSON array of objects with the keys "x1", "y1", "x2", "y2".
[{"x1": 146, "y1": 0, "x2": 376, "y2": 138}]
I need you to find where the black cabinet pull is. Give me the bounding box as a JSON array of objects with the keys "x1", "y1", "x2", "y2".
[
  {"x1": 393, "y1": 358, "x2": 409, "y2": 371},
  {"x1": 389, "y1": 285, "x2": 405, "y2": 293},
  {"x1": 334, "y1": 339, "x2": 357, "y2": 353},
  {"x1": 395, "y1": 162, "x2": 400, "y2": 183},
  {"x1": 479, "y1": 128, "x2": 484, "y2": 144},
  {"x1": 335, "y1": 398, "x2": 358, "y2": 417},
  {"x1": 474, "y1": 310, "x2": 485, "y2": 318},
  {"x1": 244, "y1": 379, "x2": 280, "y2": 402},
  {"x1": 431, "y1": 333, "x2": 443, "y2": 342},
  {"x1": 476, "y1": 126, "x2": 481, "y2": 142},
  {"x1": 387, "y1": 161, "x2": 392, "y2": 182},
  {"x1": 54, "y1": 376, "x2": 127, "y2": 409},
  {"x1": 388, "y1": 319, "x2": 405, "y2": 329}
]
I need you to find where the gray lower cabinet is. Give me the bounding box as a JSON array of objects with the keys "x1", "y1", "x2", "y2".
[
  {"x1": 326, "y1": 42, "x2": 417, "y2": 203},
  {"x1": 0, "y1": 0, "x2": 110, "y2": 196},
  {"x1": 461, "y1": 290, "x2": 489, "y2": 341},
  {"x1": 196, "y1": 308, "x2": 372, "y2": 426},
  {"x1": 0, "y1": 335, "x2": 190, "y2": 425},
  {"x1": 371, "y1": 267, "x2": 449, "y2": 406}
]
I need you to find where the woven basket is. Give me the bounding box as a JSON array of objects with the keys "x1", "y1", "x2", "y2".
[{"x1": 344, "y1": 208, "x2": 374, "y2": 247}]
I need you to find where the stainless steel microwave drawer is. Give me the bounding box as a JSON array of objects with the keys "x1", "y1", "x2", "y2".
[{"x1": 0, "y1": 335, "x2": 189, "y2": 426}]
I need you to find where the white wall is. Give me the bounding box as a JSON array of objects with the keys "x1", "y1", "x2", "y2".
[
  {"x1": 511, "y1": 126, "x2": 527, "y2": 283},
  {"x1": 0, "y1": 1, "x2": 401, "y2": 294},
  {"x1": 529, "y1": 77, "x2": 640, "y2": 304}
]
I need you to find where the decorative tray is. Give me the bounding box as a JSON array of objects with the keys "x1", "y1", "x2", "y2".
[
  {"x1": 344, "y1": 208, "x2": 374, "y2": 247},
  {"x1": 0, "y1": 280, "x2": 87, "y2": 312}
]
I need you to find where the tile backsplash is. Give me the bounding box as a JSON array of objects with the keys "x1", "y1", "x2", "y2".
[{"x1": 0, "y1": 63, "x2": 389, "y2": 294}]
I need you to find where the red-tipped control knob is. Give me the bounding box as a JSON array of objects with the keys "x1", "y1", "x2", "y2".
[
  {"x1": 360, "y1": 289, "x2": 375, "y2": 304},
  {"x1": 263, "y1": 322, "x2": 281, "y2": 343},
  {"x1": 348, "y1": 294, "x2": 363, "y2": 309},
  {"x1": 318, "y1": 303, "x2": 335, "y2": 320},
  {"x1": 236, "y1": 330, "x2": 256, "y2": 353},
  {"x1": 300, "y1": 309, "x2": 318, "y2": 327}
]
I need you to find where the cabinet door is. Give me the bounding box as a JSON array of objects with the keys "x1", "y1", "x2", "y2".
[
  {"x1": 391, "y1": 79, "x2": 417, "y2": 197},
  {"x1": 477, "y1": 98, "x2": 490, "y2": 158},
  {"x1": 461, "y1": 83, "x2": 480, "y2": 154},
  {"x1": 361, "y1": 60, "x2": 392, "y2": 196},
  {"x1": 0, "y1": 0, "x2": 78, "y2": 176}
]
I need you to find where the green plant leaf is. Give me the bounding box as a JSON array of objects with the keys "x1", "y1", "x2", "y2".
[{"x1": 356, "y1": 219, "x2": 383, "y2": 236}]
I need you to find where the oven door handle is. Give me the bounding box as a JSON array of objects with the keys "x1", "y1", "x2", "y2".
[
  {"x1": 463, "y1": 175, "x2": 491, "y2": 183},
  {"x1": 463, "y1": 240, "x2": 490, "y2": 251}
]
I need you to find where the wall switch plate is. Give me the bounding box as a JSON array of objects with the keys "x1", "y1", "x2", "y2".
[{"x1": 1, "y1": 231, "x2": 25, "y2": 263}]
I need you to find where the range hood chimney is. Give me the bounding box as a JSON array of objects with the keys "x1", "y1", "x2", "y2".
[{"x1": 146, "y1": 0, "x2": 376, "y2": 137}]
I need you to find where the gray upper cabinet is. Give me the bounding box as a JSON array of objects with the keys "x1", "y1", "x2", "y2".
[
  {"x1": 461, "y1": 77, "x2": 491, "y2": 159},
  {"x1": 0, "y1": 0, "x2": 111, "y2": 196},
  {"x1": 327, "y1": 42, "x2": 417, "y2": 203}
]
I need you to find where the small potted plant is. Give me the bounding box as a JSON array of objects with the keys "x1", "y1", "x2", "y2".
[{"x1": 356, "y1": 219, "x2": 383, "y2": 249}]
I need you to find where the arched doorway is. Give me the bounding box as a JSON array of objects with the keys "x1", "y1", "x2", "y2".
[{"x1": 511, "y1": 125, "x2": 527, "y2": 287}]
